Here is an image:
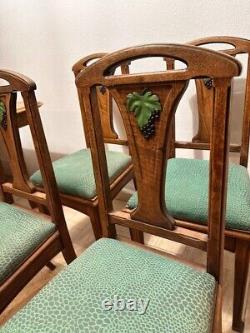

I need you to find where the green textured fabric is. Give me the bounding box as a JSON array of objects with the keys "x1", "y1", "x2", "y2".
[
  {"x1": 1, "y1": 238, "x2": 215, "y2": 333},
  {"x1": 127, "y1": 158, "x2": 250, "y2": 231},
  {"x1": 30, "y1": 149, "x2": 131, "y2": 199},
  {"x1": 0, "y1": 203, "x2": 55, "y2": 283}
]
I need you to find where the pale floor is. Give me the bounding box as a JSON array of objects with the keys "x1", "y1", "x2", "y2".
[{"x1": 0, "y1": 198, "x2": 250, "y2": 333}]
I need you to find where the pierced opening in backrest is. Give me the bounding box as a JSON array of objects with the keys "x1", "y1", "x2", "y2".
[
  {"x1": 0, "y1": 78, "x2": 10, "y2": 87},
  {"x1": 85, "y1": 58, "x2": 101, "y2": 67},
  {"x1": 127, "y1": 57, "x2": 187, "y2": 74},
  {"x1": 197, "y1": 42, "x2": 236, "y2": 52},
  {"x1": 171, "y1": 60, "x2": 187, "y2": 70},
  {"x1": 112, "y1": 61, "x2": 131, "y2": 75},
  {"x1": 104, "y1": 55, "x2": 188, "y2": 77}
]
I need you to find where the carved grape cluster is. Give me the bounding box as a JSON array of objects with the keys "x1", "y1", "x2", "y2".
[
  {"x1": 126, "y1": 90, "x2": 162, "y2": 139},
  {"x1": 140, "y1": 110, "x2": 160, "y2": 139},
  {"x1": 204, "y1": 78, "x2": 213, "y2": 89}
]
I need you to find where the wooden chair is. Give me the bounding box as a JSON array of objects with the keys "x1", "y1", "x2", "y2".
[
  {"x1": 28, "y1": 54, "x2": 133, "y2": 240},
  {"x1": 1, "y1": 44, "x2": 240, "y2": 333},
  {"x1": 0, "y1": 70, "x2": 76, "y2": 313},
  {"x1": 125, "y1": 37, "x2": 250, "y2": 332}
]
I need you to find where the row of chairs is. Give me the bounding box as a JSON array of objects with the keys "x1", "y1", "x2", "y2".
[{"x1": 0, "y1": 36, "x2": 249, "y2": 332}]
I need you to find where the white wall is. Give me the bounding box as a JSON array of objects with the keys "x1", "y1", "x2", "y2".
[{"x1": 0, "y1": 0, "x2": 250, "y2": 168}]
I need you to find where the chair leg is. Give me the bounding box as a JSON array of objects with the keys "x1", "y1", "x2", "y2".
[
  {"x1": 88, "y1": 207, "x2": 103, "y2": 240},
  {"x1": 62, "y1": 240, "x2": 77, "y2": 265},
  {"x1": 59, "y1": 224, "x2": 77, "y2": 264},
  {"x1": 130, "y1": 228, "x2": 144, "y2": 244},
  {"x1": 233, "y1": 239, "x2": 250, "y2": 332}
]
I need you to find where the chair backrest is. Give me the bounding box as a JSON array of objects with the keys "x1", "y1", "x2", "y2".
[
  {"x1": 0, "y1": 70, "x2": 65, "y2": 224},
  {"x1": 100, "y1": 37, "x2": 250, "y2": 164},
  {"x1": 75, "y1": 44, "x2": 241, "y2": 282},
  {"x1": 186, "y1": 37, "x2": 250, "y2": 167},
  {"x1": 72, "y1": 54, "x2": 130, "y2": 146}
]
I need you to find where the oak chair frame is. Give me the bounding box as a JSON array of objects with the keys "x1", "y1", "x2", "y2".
[
  {"x1": 75, "y1": 44, "x2": 241, "y2": 333},
  {"x1": 0, "y1": 70, "x2": 76, "y2": 313}
]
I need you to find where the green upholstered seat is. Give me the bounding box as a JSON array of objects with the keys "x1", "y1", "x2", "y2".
[
  {"x1": 127, "y1": 158, "x2": 250, "y2": 231},
  {"x1": 30, "y1": 149, "x2": 131, "y2": 199},
  {"x1": 0, "y1": 203, "x2": 55, "y2": 283},
  {"x1": 1, "y1": 238, "x2": 215, "y2": 333}
]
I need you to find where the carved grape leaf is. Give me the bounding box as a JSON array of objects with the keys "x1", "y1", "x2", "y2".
[{"x1": 126, "y1": 90, "x2": 162, "y2": 129}]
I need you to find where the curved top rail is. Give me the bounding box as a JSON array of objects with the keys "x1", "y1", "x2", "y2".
[
  {"x1": 75, "y1": 43, "x2": 241, "y2": 87},
  {"x1": 72, "y1": 53, "x2": 107, "y2": 76},
  {"x1": 0, "y1": 69, "x2": 36, "y2": 92},
  {"x1": 189, "y1": 36, "x2": 250, "y2": 56}
]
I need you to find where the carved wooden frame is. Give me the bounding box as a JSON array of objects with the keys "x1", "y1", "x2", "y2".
[{"x1": 75, "y1": 44, "x2": 241, "y2": 333}]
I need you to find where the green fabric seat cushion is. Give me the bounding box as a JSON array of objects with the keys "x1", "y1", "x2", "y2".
[
  {"x1": 0, "y1": 203, "x2": 55, "y2": 283},
  {"x1": 127, "y1": 158, "x2": 250, "y2": 231},
  {"x1": 30, "y1": 149, "x2": 131, "y2": 199},
  {"x1": 1, "y1": 238, "x2": 215, "y2": 333}
]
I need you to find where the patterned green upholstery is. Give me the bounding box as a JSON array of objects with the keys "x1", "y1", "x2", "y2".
[
  {"x1": 127, "y1": 158, "x2": 250, "y2": 231},
  {"x1": 30, "y1": 149, "x2": 131, "y2": 199},
  {"x1": 1, "y1": 238, "x2": 215, "y2": 333},
  {"x1": 0, "y1": 203, "x2": 55, "y2": 283}
]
